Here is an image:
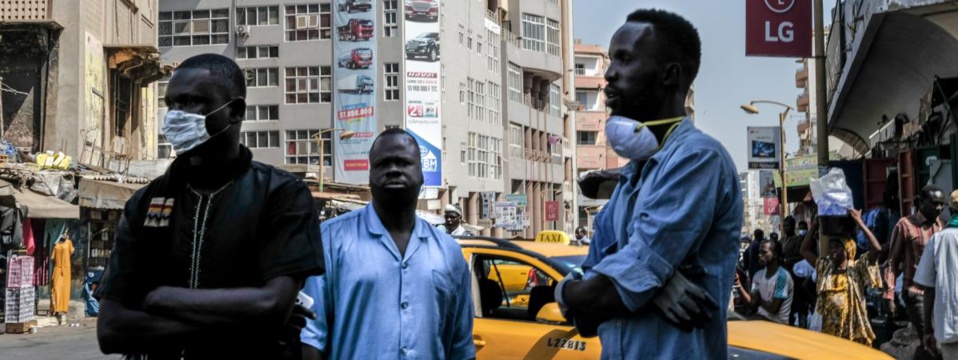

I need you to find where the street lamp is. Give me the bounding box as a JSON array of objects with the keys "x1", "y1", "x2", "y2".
[
  {"x1": 313, "y1": 129, "x2": 356, "y2": 193},
  {"x1": 742, "y1": 100, "x2": 794, "y2": 235}
]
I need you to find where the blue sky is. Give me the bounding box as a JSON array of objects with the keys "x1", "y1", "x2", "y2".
[{"x1": 573, "y1": 0, "x2": 826, "y2": 172}]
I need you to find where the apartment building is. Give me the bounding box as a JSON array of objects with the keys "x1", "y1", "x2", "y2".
[
  {"x1": 157, "y1": 0, "x2": 577, "y2": 237},
  {"x1": 0, "y1": 0, "x2": 164, "y2": 165},
  {"x1": 572, "y1": 40, "x2": 624, "y2": 229}
]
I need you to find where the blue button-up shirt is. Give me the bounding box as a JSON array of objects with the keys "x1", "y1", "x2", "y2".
[
  {"x1": 582, "y1": 118, "x2": 743, "y2": 359},
  {"x1": 301, "y1": 204, "x2": 475, "y2": 360}
]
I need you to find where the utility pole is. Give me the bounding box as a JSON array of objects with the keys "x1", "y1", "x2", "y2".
[{"x1": 814, "y1": 0, "x2": 830, "y2": 256}]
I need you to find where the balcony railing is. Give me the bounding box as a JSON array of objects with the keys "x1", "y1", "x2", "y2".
[
  {"x1": 485, "y1": 9, "x2": 498, "y2": 24},
  {"x1": 503, "y1": 28, "x2": 522, "y2": 49}
]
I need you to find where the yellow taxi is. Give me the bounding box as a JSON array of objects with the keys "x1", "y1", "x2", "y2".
[{"x1": 456, "y1": 236, "x2": 892, "y2": 359}]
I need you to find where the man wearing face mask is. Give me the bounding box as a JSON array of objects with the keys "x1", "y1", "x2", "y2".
[
  {"x1": 556, "y1": 9, "x2": 742, "y2": 359},
  {"x1": 95, "y1": 54, "x2": 325, "y2": 359}
]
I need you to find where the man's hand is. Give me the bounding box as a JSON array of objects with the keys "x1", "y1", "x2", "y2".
[
  {"x1": 283, "y1": 305, "x2": 316, "y2": 340},
  {"x1": 559, "y1": 276, "x2": 624, "y2": 338},
  {"x1": 886, "y1": 299, "x2": 896, "y2": 316},
  {"x1": 577, "y1": 168, "x2": 621, "y2": 200},
  {"x1": 651, "y1": 272, "x2": 718, "y2": 332},
  {"x1": 924, "y1": 334, "x2": 939, "y2": 357}
]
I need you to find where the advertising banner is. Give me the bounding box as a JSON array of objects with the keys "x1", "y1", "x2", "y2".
[
  {"x1": 505, "y1": 194, "x2": 528, "y2": 207},
  {"x1": 494, "y1": 202, "x2": 517, "y2": 229},
  {"x1": 545, "y1": 201, "x2": 560, "y2": 222},
  {"x1": 747, "y1": 126, "x2": 781, "y2": 170},
  {"x1": 745, "y1": 0, "x2": 812, "y2": 57},
  {"x1": 402, "y1": 0, "x2": 442, "y2": 187},
  {"x1": 764, "y1": 196, "x2": 781, "y2": 215},
  {"x1": 481, "y1": 191, "x2": 496, "y2": 219},
  {"x1": 333, "y1": 0, "x2": 378, "y2": 184}
]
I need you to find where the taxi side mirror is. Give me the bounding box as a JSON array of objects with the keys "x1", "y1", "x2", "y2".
[{"x1": 536, "y1": 302, "x2": 567, "y2": 324}]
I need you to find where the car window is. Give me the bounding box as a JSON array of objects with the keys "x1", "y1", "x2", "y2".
[{"x1": 475, "y1": 255, "x2": 560, "y2": 323}]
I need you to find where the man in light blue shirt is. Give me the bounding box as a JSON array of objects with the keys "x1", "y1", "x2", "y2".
[
  {"x1": 558, "y1": 9, "x2": 742, "y2": 359},
  {"x1": 301, "y1": 129, "x2": 475, "y2": 360}
]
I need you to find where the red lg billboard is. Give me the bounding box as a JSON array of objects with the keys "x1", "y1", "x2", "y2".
[{"x1": 746, "y1": 0, "x2": 812, "y2": 58}]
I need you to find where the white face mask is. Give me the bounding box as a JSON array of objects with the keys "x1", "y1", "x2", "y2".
[
  {"x1": 604, "y1": 116, "x2": 683, "y2": 160},
  {"x1": 799, "y1": 230, "x2": 808, "y2": 236},
  {"x1": 162, "y1": 100, "x2": 238, "y2": 154}
]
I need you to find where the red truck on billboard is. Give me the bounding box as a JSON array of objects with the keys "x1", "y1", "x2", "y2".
[
  {"x1": 404, "y1": 0, "x2": 438, "y2": 22},
  {"x1": 337, "y1": 18, "x2": 374, "y2": 41},
  {"x1": 337, "y1": 48, "x2": 373, "y2": 69}
]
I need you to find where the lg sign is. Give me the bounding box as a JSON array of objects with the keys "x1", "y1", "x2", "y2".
[{"x1": 746, "y1": 0, "x2": 811, "y2": 58}]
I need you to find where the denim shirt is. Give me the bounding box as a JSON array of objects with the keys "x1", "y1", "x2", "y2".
[
  {"x1": 301, "y1": 204, "x2": 475, "y2": 360},
  {"x1": 583, "y1": 118, "x2": 743, "y2": 359}
]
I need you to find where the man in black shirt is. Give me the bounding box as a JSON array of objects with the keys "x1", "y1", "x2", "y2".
[{"x1": 95, "y1": 54, "x2": 325, "y2": 359}]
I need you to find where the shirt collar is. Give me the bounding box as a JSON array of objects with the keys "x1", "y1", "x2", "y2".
[
  {"x1": 363, "y1": 204, "x2": 429, "y2": 239},
  {"x1": 623, "y1": 117, "x2": 694, "y2": 179},
  {"x1": 910, "y1": 212, "x2": 942, "y2": 228}
]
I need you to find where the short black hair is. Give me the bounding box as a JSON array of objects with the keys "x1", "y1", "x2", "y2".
[
  {"x1": 753, "y1": 229, "x2": 765, "y2": 240},
  {"x1": 798, "y1": 221, "x2": 808, "y2": 227},
  {"x1": 177, "y1": 54, "x2": 247, "y2": 99},
  {"x1": 761, "y1": 239, "x2": 783, "y2": 261},
  {"x1": 626, "y1": 9, "x2": 701, "y2": 85},
  {"x1": 576, "y1": 226, "x2": 587, "y2": 233},
  {"x1": 369, "y1": 128, "x2": 420, "y2": 158}
]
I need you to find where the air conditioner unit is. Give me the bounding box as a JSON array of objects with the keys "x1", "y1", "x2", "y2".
[
  {"x1": 245, "y1": 69, "x2": 256, "y2": 81},
  {"x1": 236, "y1": 25, "x2": 250, "y2": 38},
  {"x1": 296, "y1": 15, "x2": 309, "y2": 29}
]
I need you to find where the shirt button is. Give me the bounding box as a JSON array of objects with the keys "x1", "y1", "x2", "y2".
[
  {"x1": 402, "y1": 262, "x2": 408, "y2": 269},
  {"x1": 401, "y1": 347, "x2": 409, "y2": 355},
  {"x1": 401, "y1": 302, "x2": 409, "y2": 309}
]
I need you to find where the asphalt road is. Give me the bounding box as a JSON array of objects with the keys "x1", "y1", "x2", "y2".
[{"x1": 0, "y1": 323, "x2": 111, "y2": 360}]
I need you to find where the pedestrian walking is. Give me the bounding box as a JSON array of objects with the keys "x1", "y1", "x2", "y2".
[
  {"x1": 914, "y1": 189, "x2": 958, "y2": 359},
  {"x1": 94, "y1": 54, "x2": 325, "y2": 359},
  {"x1": 300, "y1": 129, "x2": 475, "y2": 360},
  {"x1": 885, "y1": 185, "x2": 946, "y2": 356},
  {"x1": 556, "y1": 9, "x2": 743, "y2": 359},
  {"x1": 801, "y1": 208, "x2": 883, "y2": 346},
  {"x1": 783, "y1": 218, "x2": 811, "y2": 327}
]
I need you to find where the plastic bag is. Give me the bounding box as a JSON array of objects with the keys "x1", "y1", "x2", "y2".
[
  {"x1": 809, "y1": 168, "x2": 854, "y2": 216},
  {"x1": 808, "y1": 311, "x2": 823, "y2": 332}
]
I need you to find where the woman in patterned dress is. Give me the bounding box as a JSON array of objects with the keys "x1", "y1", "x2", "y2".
[{"x1": 801, "y1": 209, "x2": 883, "y2": 346}]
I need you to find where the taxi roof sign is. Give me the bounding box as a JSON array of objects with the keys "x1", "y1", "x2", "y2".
[{"x1": 534, "y1": 231, "x2": 569, "y2": 245}]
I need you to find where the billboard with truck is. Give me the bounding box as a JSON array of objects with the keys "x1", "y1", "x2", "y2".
[{"x1": 333, "y1": 0, "x2": 378, "y2": 184}]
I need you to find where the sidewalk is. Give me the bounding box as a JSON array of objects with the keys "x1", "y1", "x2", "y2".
[{"x1": 0, "y1": 319, "x2": 108, "y2": 360}]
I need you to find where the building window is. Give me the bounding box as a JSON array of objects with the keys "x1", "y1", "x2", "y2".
[
  {"x1": 459, "y1": 82, "x2": 466, "y2": 104},
  {"x1": 285, "y1": 66, "x2": 331, "y2": 104},
  {"x1": 241, "y1": 130, "x2": 281, "y2": 148},
  {"x1": 460, "y1": 142, "x2": 467, "y2": 165},
  {"x1": 467, "y1": 78, "x2": 475, "y2": 118},
  {"x1": 488, "y1": 81, "x2": 501, "y2": 126},
  {"x1": 157, "y1": 80, "x2": 168, "y2": 108},
  {"x1": 574, "y1": 63, "x2": 585, "y2": 75},
  {"x1": 577, "y1": 131, "x2": 597, "y2": 145},
  {"x1": 285, "y1": 129, "x2": 322, "y2": 164},
  {"x1": 285, "y1": 4, "x2": 331, "y2": 41},
  {"x1": 468, "y1": 133, "x2": 500, "y2": 179},
  {"x1": 487, "y1": 29, "x2": 500, "y2": 74},
  {"x1": 510, "y1": 124, "x2": 524, "y2": 158},
  {"x1": 491, "y1": 137, "x2": 502, "y2": 180},
  {"x1": 458, "y1": 25, "x2": 464, "y2": 45},
  {"x1": 158, "y1": 9, "x2": 230, "y2": 47},
  {"x1": 467, "y1": 36, "x2": 472, "y2": 50},
  {"x1": 384, "y1": 63, "x2": 400, "y2": 101},
  {"x1": 384, "y1": 0, "x2": 398, "y2": 37},
  {"x1": 549, "y1": 83, "x2": 561, "y2": 117},
  {"x1": 507, "y1": 63, "x2": 522, "y2": 102},
  {"x1": 476, "y1": 37, "x2": 483, "y2": 55},
  {"x1": 244, "y1": 105, "x2": 279, "y2": 121},
  {"x1": 475, "y1": 81, "x2": 485, "y2": 122},
  {"x1": 237, "y1": 6, "x2": 280, "y2": 26},
  {"x1": 521, "y1": 13, "x2": 545, "y2": 53},
  {"x1": 546, "y1": 19, "x2": 560, "y2": 56},
  {"x1": 575, "y1": 91, "x2": 588, "y2": 109},
  {"x1": 237, "y1": 46, "x2": 280, "y2": 59},
  {"x1": 246, "y1": 68, "x2": 280, "y2": 87}
]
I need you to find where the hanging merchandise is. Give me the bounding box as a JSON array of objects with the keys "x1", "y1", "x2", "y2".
[
  {"x1": 809, "y1": 168, "x2": 855, "y2": 216},
  {"x1": 50, "y1": 233, "x2": 74, "y2": 317}
]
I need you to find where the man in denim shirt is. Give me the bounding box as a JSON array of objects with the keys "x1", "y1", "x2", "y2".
[{"x1": 557, "y1": 9, "x2": 743, "y2": 359}]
